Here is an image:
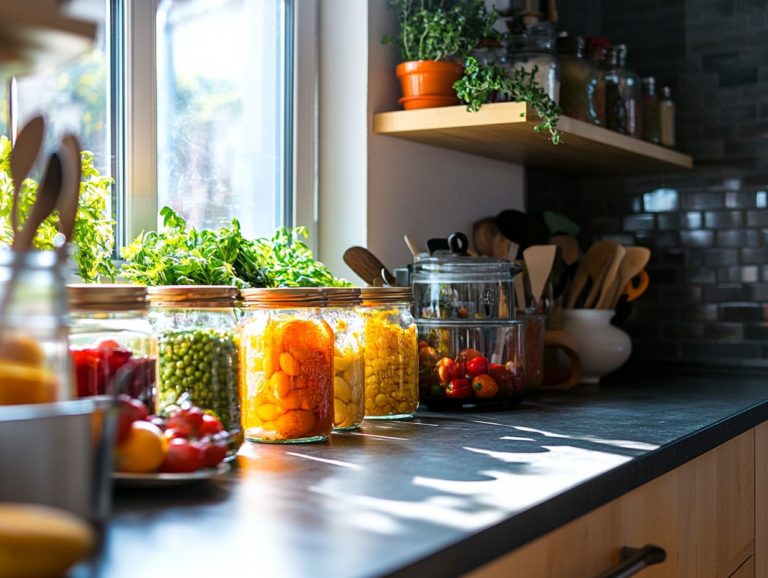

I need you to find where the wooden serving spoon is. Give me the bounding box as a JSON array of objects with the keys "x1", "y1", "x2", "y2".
[
  {"x1": 10, "y1": 115, "x2": 45, "y2": 237},
  {"x1": 605, "y1": 247, "x2": 651, "y2": 309},
  {"x1": 57, "y1": 134, "x2": 82, "y2": 247},
  {"x1": 13, "y1": 153, "x2": 63, "y2": 251},
  {"x1": 523, "y1": 245, "x2": 558, "y2": 309},
  {"x1": 565, "y1": 240, "x2": 620, "y2": 309},
  {"x1": 595, "y1": 243, "x2": 627, "y2": 310},
  {"x1": 343, "y1": 246, "x2": 397, "y2": 286}
]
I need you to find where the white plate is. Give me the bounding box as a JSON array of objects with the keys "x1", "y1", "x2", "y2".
[{"x1": 112, "y1": 462, "x2": 231, "y2": 488}]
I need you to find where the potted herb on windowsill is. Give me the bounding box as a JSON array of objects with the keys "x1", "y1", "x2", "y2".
[{"x1": 384, "y1": 0, "x2": 497, "y2": 110}]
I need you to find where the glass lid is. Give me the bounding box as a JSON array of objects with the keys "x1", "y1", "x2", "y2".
[{"x1": 412, "y1": 233, "x2": 521, "y2": 282}]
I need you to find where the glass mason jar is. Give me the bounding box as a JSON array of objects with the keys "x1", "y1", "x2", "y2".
[
  {"x1": 239, "y1": 288, "x2": 334, "y2": 443},
  {"x1": 323, "y1": 288, "x2": 364, "y2": 431},
  {"x1": 615, "y1": 44, "x2": 642, "y2": 139},
  {"x1": 507, "y1": 22, "x2": 560, "y2": 102},
  {"x1": 556, "y1": 36, "x2": 598, "y2": 124},
  {"x1": 586, "y1": 36, "x2": 611, "y2": 126},
  {"x1": 360, "y1": 287, "x2": 418, "y2": 420},
  {"x1": 0, "y1": 250, "x2": 70, "y2": 404},
  {"x1": 604, "y1": 47, "x2": 627, "y2": 134},
  {"x1": 148, "y1": 286, "x2": 242, "y2": 449},
  {"x1": 67, "y1": 284, "x2": 158, "y2": 411},
  {"x1": 641, "y1": 76, "x2": 660, "y2": 144}
]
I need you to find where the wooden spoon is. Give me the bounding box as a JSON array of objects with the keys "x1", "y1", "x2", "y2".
[
  {"x1": 523, "y1": 245, "x2": 558, "y2": 308},
  {"x1": 605, "y1": 247, "x2": 651, "y2": 309},
  {"x1": 10, "y1": 115, "x2": 45, "y2": 237},
  {"x1": 472, "y1": 217, "x2": 498, "y2": 256},
  {"x1": 343, "y1": 246, "x2": 397, "y2": 286},
  {"x1": 565, "y1": 240, "x2": 620, "y2": 309},
  {"x1": 403, "y1": 234, "x2": 424, "y2": 258},
  {"x1": 13, "y1": 153, "x2": 63, "y2": 251},
  {"x1": 550, "y1": 234, "x2": 579, "y2": 266},
  {"x1": 57, "y1": 134, "x2": 82, "y2": 247},
  {"x1": 595, "y1": 243, "x2": 627, "y2": 310}
]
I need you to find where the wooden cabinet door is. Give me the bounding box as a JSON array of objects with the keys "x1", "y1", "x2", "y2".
[{"x1": 467, "y1": 430, "x2": 755, "y2": 578}]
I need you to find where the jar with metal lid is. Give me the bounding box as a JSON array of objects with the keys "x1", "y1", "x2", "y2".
[
  {"x1": 67, "y1": 284, "x2": 157, "y2": 409},
  {"x1": 557, "y1": 35, "x2": 599, "y2": 124},
  {"x1": 411, "y1": 251, "x2": 522, "y2": 321},
  {"x1": 323, "y1": 288, "x2": 364, "y2": 431},
  {"x1": 148, "y1": 286, "x2": 241, "y2": 447},
  {"x1": 0, "y1": 250, "x2": 70, "y2": 404},
  {"x1": 239, "y1": 288, "x2": 333, "y2": 443},
  {"x1": 360, "y1": 287, "x2": 418, "y2": 420},
  {"x1": 506, "y1": 22, "x2": 559, "y2": 102}
]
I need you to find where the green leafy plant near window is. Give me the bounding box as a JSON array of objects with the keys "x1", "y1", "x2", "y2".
[
  {"x1": 0, "y1": 135, "x2": 118, "y2": 282},
  {"x1": 383, "y1": 0, "x2": 498, "y2": 62},
  {"x1": 120, "y1": 206, "x2": 349, "y2": 288},
  {"x1": 454, "y1": 56, "x2": 562, "y2": 144}
]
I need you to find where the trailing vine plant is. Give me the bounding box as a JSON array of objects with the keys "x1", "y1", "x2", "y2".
[{"x1": 454, "y1": 56, "x2": 562, "y2": 144}]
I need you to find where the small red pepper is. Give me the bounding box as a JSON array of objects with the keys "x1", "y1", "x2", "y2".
[
  {"x1": 446, "y1": 378, "x2": 472, "y2": 399},
  {"x1": 435, "y1": 357, "x2": 458, "y2": 384},
  {"x1": 466, "y1": 355, "x2": 489, "y2": 378}
]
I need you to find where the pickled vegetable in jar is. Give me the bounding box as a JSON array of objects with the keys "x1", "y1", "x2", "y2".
[
  {"x1": 360, "y1": 288, "x2": 418, "y2": 420},
  {"x1": 148, "y1": 286, "x2": 241, "y2": 451},
  {"x1": 323, "y1": 288, "x2": 364, "y2": 431},
  {"x1": 240, "y1": 288, "x2": 333, "y2": 443},
  {"x1": 67, "y1": 285, "x2": 157, "y2": 411}
]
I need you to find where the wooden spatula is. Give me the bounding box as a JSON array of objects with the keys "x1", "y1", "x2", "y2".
[
  {"x1": 57, "y1": 134, "x2": 82, "y2": 247},
  {"x1": 10, "y1": 115, "x2": 45, "y2": 236},
  {"x1": 605, "y1": 247, "x2": 651, "y2": 309},
  {"x1": 565, "y1": 240, "x2": 620, "y2": 309},
  {"x1": 343, "y1": 246, "x2": 397, "y2": 286},
  {"x1": 595, "y1": 243, "x2": 627, "y2": 310},
  {"x1": 523, "y1": 245, "x2": 558, "y2": 308}
]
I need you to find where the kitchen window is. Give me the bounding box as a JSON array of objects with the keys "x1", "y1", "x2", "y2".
[{"x1": 4, "y1": 0, "x2": 311, "y2": 257}]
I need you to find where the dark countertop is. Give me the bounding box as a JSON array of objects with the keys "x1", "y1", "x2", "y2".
[{"x1": 74, "y1": 370, "x2": 768, "y2": 578}]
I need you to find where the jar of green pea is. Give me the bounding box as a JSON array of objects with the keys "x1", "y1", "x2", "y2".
[{"x1": 147, "y1": 286, "x2": 242, "y2": 452}]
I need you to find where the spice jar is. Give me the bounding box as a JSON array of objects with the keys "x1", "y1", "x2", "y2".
[
  {"x1": 615, "y1": 44, "x2": 642, "y2": 139},
  {"x1": 0, "y1": 250, "x2": 69, "y2": 404},
  {"x1": 556, "y1": 35, "x2": 598, "y2": 124},
  {"x1": 323, "y1": 288, "x2": 365, "y2": 431},
  {"x1": 641, "y1": 77, "x2": 660, "y2": 144},
  {"x1": 659, "y1": 86, "x2": 676, "y2": 148},
  {"x1": 586, "y1": 36, "x2": 610, "y2": 126},
  {"x1": 148, "y1": 286, "x2": 241, "y2": 447},
  {"x1": 360, "y1": 287, "x2": 418, "y2": 419},
  {"x1": 239, "y1": 288, "x2": 333, "y2": 443},
  {"x1": 604, "y1": 47, "x2": 627, "y2": 134},
  {"x1": 67, "y1": 284, "x2": 157, "y2": 410},
  {"x1": 507, "y1": 22, "x2": 560, "y2": 102}
]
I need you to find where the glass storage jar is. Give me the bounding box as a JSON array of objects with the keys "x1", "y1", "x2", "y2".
[
  {"x1": 616, "y1": 44, "x2": 642, "y2": 139},
  {"x1": 360, "y1": 287, "x2": 418, "y2": 420},
  {"x1": 323, "y1": 288, "x2": 365, "y2": 431},
  {"x1": 148, "y1": 286, "x2": 241, "y2": 448},
  {"x1": 239, "y1": 288, "x2": 333, "y2": 443},
  {"x1": 0, "y1": 250, "x2": 70, "y2": 404},
  {"x1": 641, "y1": 76, "x2": 660, "y2": 144},
  {"x1": 586, "y1": 36, "x2": 611, "y2": 126},
  {"x1": 506, "y1": 22, "x2": 559, "y2": 102},
  {"x1": 557, "y1": 35, "x2": 598, "y2": 124},
  {"x1": 67, "y1": 284, "x2": 157, "y2": 410}
]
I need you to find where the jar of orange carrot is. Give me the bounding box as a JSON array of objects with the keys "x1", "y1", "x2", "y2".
[{"x1": 239, "y1": 288, "x2": 333, "y2": 443}]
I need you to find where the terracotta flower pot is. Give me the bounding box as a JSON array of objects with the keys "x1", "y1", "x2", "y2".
[{"x1": 395, "y1": 60, "x2": 463, "y2": 110}]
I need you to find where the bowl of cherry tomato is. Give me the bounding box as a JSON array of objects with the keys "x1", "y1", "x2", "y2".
[{"x1": 417, "y1": 320, "x2": 526, "y2": 409}]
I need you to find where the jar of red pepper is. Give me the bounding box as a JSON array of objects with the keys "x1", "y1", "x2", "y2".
[{"x1": 67, "y1": 284, "x2": 158, "y2": 410}]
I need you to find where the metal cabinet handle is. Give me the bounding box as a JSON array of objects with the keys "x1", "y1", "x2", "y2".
[{"x1": 593, "y1": 544, "x2": 667, "y2": 578}]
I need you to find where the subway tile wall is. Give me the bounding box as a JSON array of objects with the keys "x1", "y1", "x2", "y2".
[{"x1": 528, "y1": 0, "x2": 768, "y2": 368}]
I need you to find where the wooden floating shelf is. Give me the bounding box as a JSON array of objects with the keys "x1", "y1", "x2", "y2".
[{"x1": 373, "y1": 102, "x2": 693, "y2": 175}]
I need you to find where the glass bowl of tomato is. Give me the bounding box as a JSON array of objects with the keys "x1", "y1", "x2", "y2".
[{"x1": 416, "y1": 320, "x2": 526, "y2": 409}]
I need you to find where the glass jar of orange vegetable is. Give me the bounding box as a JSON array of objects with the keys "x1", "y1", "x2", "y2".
[
  {"x1": 239, "y1": 288, "x2": 334, "y2": 443},
  {"x1": 360, "y1": 287, "x2": 418, "y2": 419},
  {"x1": 323, "y1": 288, "x2": 364, "y2": 431}
]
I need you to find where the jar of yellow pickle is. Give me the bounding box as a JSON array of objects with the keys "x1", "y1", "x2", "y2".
[
  {"x1": 239, "y1": 288, "x2": 333, "y2": 443},
  {"x1": 323, "y1": 288, "x2": 364, "y2": 431},
  {"x1": 360, "y1": 287, "x2": 418, "y2": 419}
]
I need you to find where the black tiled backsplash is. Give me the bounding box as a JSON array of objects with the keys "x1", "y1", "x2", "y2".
[{"x1": 527, "y1": 0, "x2": 768, "y2": 368}]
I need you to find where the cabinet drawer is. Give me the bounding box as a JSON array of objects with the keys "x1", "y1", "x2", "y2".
[{"x1": 467, "y1": 430, "x2": 755, "y2": 578}]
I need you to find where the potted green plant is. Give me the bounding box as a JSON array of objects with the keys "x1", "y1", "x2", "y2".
[{"x1": 385, "y1": 0, "x2": 497, "y2": 110}]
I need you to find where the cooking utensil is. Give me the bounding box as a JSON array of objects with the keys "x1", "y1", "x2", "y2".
[
  {"x1": 595, "y1": 243, "x2": 627, "y2": 310},
  {"x1": 343, "y1": 246, "x2": 397, "y2": 286},
  {"x1": 550, "y1": 234, "x2": 579, "y2": 266},
  {"x1": 13, "y1": 152, "x2": 63, "y2": 251},
  {"x1": 426, "y1": 238, "x2": 449, "y2": 255},
  {"x1": 57, "y1": 134, "x2": 82, "y2": 246},
  {"x1": 513, "y1": 259, "x2": 526, "y2": 311},
  {"x1": 523, "y1": 245, "x2": 558, "y2": 308},
  {"x1": 9, "y1": 115, "x2": 45, "y2": 237},
  {"x1": 604, "y1": 247, "x2": 651, "y2": 309},
  {"x1": 496, "y1": 209, "x2": 549, "y2": 252},
  {"x1": 472, "y1": 217, "x2": 498, "y2": 256},
  {"x1": 403, "y1": 234, "x2": 424, "y2": 258},
  {"x1": 624, "y1": 269, "x2": 650, "y2": 302},
  {"x1": 491, "y1": 231, "x2": 518, "y2": 261},
  {"x1": 565, "y1": 240, "x2": 620, "y2": 309}
]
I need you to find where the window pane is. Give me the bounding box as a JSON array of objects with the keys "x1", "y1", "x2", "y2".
[
  {"x1": 157, "y1": 0, "x2": 289, "y2": 238},
  {"x1": 0, "y1": 83, "x2": 7, "y2": 137},
  {"x1": 13, "y1": 0, "x2": 111, "y2": 180}
]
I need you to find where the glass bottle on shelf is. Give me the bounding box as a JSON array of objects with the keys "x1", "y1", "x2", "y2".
[
  {"x1": 556, "y1": 35, "x2": 598, "y2": 124},
  {"x1": 641, "y1": 77, "x2": 660, "y2": 144},
  {"x1": 659, "y1": 86, "x2": 676, "y2": 148},
  {"x1": 586, "y1": 36, "x2": 611, "y2": 127},
  {"x1": 506, "y1": 21, "x2": 560, "y2": 103},
  {"x1": 615, "y1": 44, "x2": 642, "y2": 139},
  {"x1": 604, "y1": 47, "x2": 627, "y2": 134}
]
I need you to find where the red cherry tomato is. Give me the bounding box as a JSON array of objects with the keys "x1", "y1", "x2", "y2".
[
  {"x1": 472, "y1": 374, "x2": 499, "y2": 398},
  {"x1": 163, "y1": 427, "x2": 188, "y2": 441},
  {"x1": 159, "y1": 438, "x2": 205, "y2": 473},
  {"x1": 460, "y1": 348, "x2": 483, "y2": 361},
  {"x1": 435, "y1": 357, "x2": 458, "y2": 384},
  {"x1": 445, "y1": 378, "x2": 472, "y2": 399},
  {"x1": 115, "y1": 395, "x2": 150, "y2": 445},
  {"x1": 167, "y1": 406, "x2": 205, "y2": 437},
  {"x1": 199, "y1": 414, "x2": 224, "y2": 436},
  {"x1": 197, "y1": 440, "x2": 228, "y2": 468},
  {"x1": 466, "y1": 355, "x2": 489, "y2": 378}
]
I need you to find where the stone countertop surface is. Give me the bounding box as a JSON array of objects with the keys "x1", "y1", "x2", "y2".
[{"x1": 74, "y1": 369, "x2": 768, "y2": 578}]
